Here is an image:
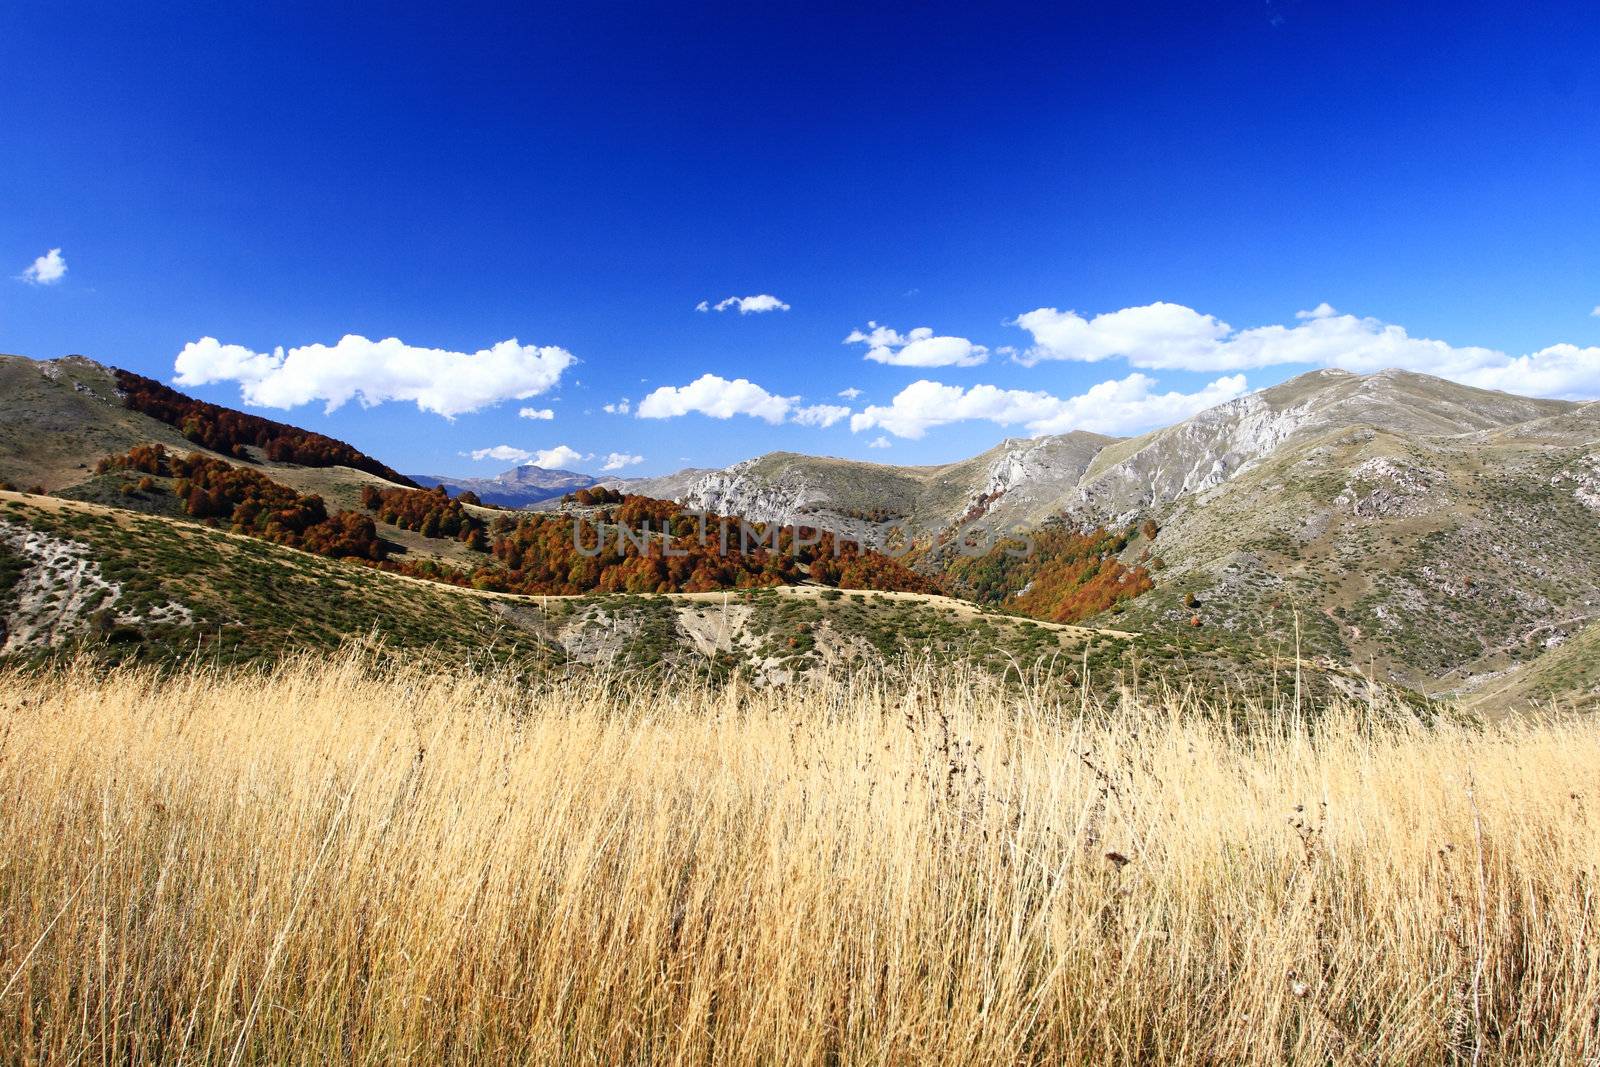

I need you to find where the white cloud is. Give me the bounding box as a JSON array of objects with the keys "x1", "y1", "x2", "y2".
[
  {"x1": 637, "y1": 373, "x2": 795, "y2": 424},
  {"x1": 867, "y1": 436, "x2": 892, "y2": 449},
  {"x1": 470, "y1": 444, "x2": 588, "y2": 469},
  {"x1": 603, "y1": 398, "x2": 632, "y2": 415},
  {"x1": 638, "y1": 374, "x2": 860, "y2": 428},
  {"x1": 600, "y1": 452, "x2": 644, "y2": 471},
  {"x1": 791, "y1": 403, "x2": 851, "y2": 428},
  {"x1": 518, "y1": 407, "x2": 554, "y2": 420},
  {"x1": 1011, "y1": 301, "x2": 1600, "y2": 400},
  {"x1": 1591, "y1": 305, "x2": 1600, "y2": 318},
  {"x1": 1026, "y1": 374, "x2": 1250, "y2": 436},
  {"x1": 845, "y1": 321, "x2": 987, "y2": 367},
  {"x1": 20, "y1": 248, "x2": 67, "y2": 285},
  {"x1": 697, "y1": 294, "x2": 791, "y2": 314},
  {"x1": 837, "y1": 387, "x2": 863, "y2": 399},
  {"x1": 174, "y1": 334, "x2": 574, "y2": 418},
  {"x1": 1010, "y1": 302, "x2": 1232, "y2": 369},
  {"x1": 470, "y1": 445, "x2": 534, "y2": 464},
  {"x1": 850, "y1": 373, "x2": 1248, "y2": 440}
]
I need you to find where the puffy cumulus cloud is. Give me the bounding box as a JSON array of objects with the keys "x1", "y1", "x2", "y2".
[
  {"x1": 867, "y1": 436, "x2": 892, "y2": 449},
  {"x1": 697, "y1": 294, "x2": 791, "y2": 314},
  {"x1": 837, "y1": 386, "x2": 863, "y2": 399},
  {"x1": 518, "y1": 407, "x2": 554, "y2": 420},
  {"x1": 20, "y1": 247, "x2": 67, "y2": 285},
  {"x1": 1025, "y1": 374, "x2": 1250, "y2": 436},
  {"x1": 1447, "y1": 344, "x2": 1600, "y2": 401},
  {"x1": 1011, "y1": 301, "x2": 1600, "y2": 400},
  {"x1": 638, "y1": 374, "x2": 854, "y2": 428},
  {"x1": 470, "y1": 444, "x2": 589, "y2": 469},
  {"x1": 637, "y1": 373, "x2": 796, "y2": 424},
  {"x1": 850, "y1": 373, "x2": 1248, "y2": 440},
  {"x1": 845, "y1": 322, "x2": 988, "y2": 367},
  {"x1": 602, "y1": 398, "x2": 631, "y2": 415},
  {"x1": 532, "y1": 445, "x2": 587, "y2": 470},
  {"x1": 849, "y1": 381, "x2": 1060, "y2": 439},
  {"x1": 469, "y1": 445, "x2": 535, "y2": 464},
  {"x1": 173, "y1": 335, "x2": 574, "y2": 418},
  {"x1": 1010, "y1": 302, "x2": 1231, "y2": 369},
  {"x1": 600, "y1": 452, "x2": 644, "y2": 472},
  {"x1": 791, "y1": 403, "x2": 851, "y2": 428}
]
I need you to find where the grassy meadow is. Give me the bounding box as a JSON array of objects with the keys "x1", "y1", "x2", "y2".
[{"x1": 0, "y1": 653, "x2": 1597, "y2": 1064}]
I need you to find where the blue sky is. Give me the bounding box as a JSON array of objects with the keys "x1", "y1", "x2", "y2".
[{"x1": 4, "y1": 1, "x2": 1598, "y2": 477}]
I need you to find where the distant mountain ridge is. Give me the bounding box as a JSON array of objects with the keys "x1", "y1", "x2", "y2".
[
  {"x1": 624, "y1": 369, "x2": 1581, "y2": 545},
  {"x1": 408, "y1": 465, "x2": 598, "y2": 507}
]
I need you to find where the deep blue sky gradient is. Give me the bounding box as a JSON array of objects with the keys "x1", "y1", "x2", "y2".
[{"x1": 3, "y1": 1, "x2": 1597, "y2": 474}]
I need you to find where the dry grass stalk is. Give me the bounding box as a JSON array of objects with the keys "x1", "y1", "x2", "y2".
[{"x1": 0, "y1": 650, "x2": 1597, "y2": 1065}]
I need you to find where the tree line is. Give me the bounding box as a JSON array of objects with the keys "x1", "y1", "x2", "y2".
[
  {"x1": 369, "y1": 484, "x2": 938, "y2": 596},
  {"x1": 941, "y1": 521, "x2": 1154, "y2": 623},
  {"x1": 115, "y1": 370, "x2": 416, "y2": 485},
  {"x1": 92, "y1": 448, "x2": 1153, "y2": 621},
  {"x1": 97, "y1": 445, "x2": 386, "y2": 560}
]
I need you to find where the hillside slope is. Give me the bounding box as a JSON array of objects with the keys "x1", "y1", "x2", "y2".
[
  {"x1": 1115, "y1": 399, "x2": 1600, "y2": 692},
  {"x1": 0, "y1": 354, "x2": 198, "y2": 491},
  {"x1": 0, "y1": 491, "x2": 1397, "y2": 703},
  {"x1": 0, "y1": 352, "x2": 430, "y2": 520}
]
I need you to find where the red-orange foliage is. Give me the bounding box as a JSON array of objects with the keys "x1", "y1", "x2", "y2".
[
  {"x1": 114, "y1": 370, "x2": 416, "y2": 486},
  {"x1": 569, "y1": 486, "x2": 623, "y2": 506},
  {"x1": 363, "y1": 485, "x2": 486, "y2": 546},
  {"x1": 943, "y1": 523, "x2": 1153, "y2": 624},
  {"x1": 97, "y1": 445, "x2": 385, "y2": 560},
  {"x1": 460, "y1": 495, "x2": 935, "y2": 597}
]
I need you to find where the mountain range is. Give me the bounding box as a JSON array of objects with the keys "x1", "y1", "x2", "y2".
[
  {"x1": 1, "y1": 350, "x2": 1596, "y2": 710},
  {"x1": 409, "y1": 466, "x2": 597, "y2": 508},
  {"x1": 599, "y1": 368, "x2": 1599, "y2": 699}
]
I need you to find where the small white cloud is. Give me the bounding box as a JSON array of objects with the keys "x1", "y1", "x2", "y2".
[
  {"x1": 844, "y1": 321, "x2": 987, "y2": 367},
  {"x1": 603, "y1": 398, "x2": 632, "y2": 415},
  {"x1": 850, "y1": 373, "x2": 1248, "y2": 440},
  {"x1": 792, "y1": 403, "x2": 851, "y2": 428},
  {"x1": 700, "y1": 294, "x2": 791, "y2": 314},
  {"x1": 837, "y1": 387, "x2": 863, "y2": 400},
  {"x1": 470, "y1": 445, "x2": 534, "y2": 464},
  {"x1": 469, "y1": 444, "x2": 589, "y2": 469},
  {"x1": 175, "y1": 334, "x2": 574, "y2": 418},
  {"x1": 638, "y1": 374, "x2": 856, "y2": 427},
  {"x1": 20, "y1": 247, "x2": 67, "y2": 285},
  {"x1": 637, "y1": 373, "x2": 795, "y2": 424},
  {"x1": 600, "y1": 452, "x2": 644, "y2": 471},
  {"x1": 1591, "y1": 305, "x2": 1600, "y2": 318},
  {"x1": 867, "y1": 435, "x2": 892, "y2": 449},
  {"x1": 532, "y1": 445, "x2": 587, "y2": 470},
  {"x1": 518, "y1": 407, "x2": 555, "y2": 420}
]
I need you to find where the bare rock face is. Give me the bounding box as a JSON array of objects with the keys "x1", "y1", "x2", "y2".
[
  {"x1": 0, "y1": 520, "x2": 190, "y2": 654},
  {"x1": 642, "y1": 368, "x2": 1580, "y2": 548}
]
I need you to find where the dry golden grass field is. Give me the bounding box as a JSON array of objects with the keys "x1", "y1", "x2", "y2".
[{"x1": 1, "y1": 653, "x2": 1597, "y2": 1064}]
